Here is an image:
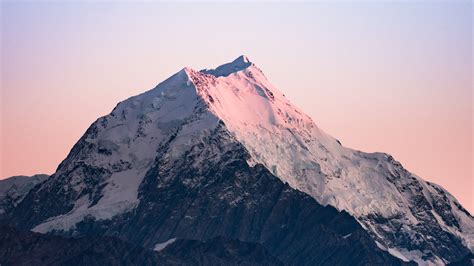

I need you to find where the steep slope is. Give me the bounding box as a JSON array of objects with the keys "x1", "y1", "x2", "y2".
[
  {"x1": 11, "y1": 68, "x2": 203, "y2": 230},
  {"x1": 3, "y1": 56, "x2": 472, "y2": 264},
  {"x1": 196, "y1": 56, "x2": 474, "y2": 264},
  {"x1": 0, "y1": 174, "x2": 48, "y2": 216}
]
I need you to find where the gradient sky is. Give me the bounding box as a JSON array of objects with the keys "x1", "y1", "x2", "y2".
[{"x1": 1, "y1": 2, "x2": 472, "y2": 212}]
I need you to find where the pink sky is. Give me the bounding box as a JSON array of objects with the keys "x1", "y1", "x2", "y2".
[{"x1": 1, "y1": 2, "x2": 472, "y2": 212}]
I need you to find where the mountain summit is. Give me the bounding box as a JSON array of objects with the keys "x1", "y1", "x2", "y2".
[
  {"x1": 201, "y1": 55, "x2": 252, "y2": 77},
  {"x1": 2, "y1": 56, "x2": 472, "y2": 265}
]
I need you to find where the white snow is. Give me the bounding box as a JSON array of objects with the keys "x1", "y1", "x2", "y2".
[
  {"x1": 201, "y1": 55, "x2": 252, "y2": 77},
  {"x1": 376, "y1": 242, "x2": 444, "y2": 265},
  {"x1": 196, "y1": 59, "x2": 408, "y2": 217},
  {"x1": 388, "y1": 248, "x2": 445, "y2": 266},
  {"x1": 33, "y1": 169, "x2": 146, "y2": 233},
  {"x1": 154, "y1": 238, "x2": 176, "y2": 252}
]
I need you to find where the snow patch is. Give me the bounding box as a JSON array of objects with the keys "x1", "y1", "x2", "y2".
[{"x1": 154, "y1": 238, "x2": 176, "y2": 252}]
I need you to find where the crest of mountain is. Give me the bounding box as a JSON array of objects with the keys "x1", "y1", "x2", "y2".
[
  {"x1": 2, "y1": 56, "x2": 472, "y2": 265},
  {"x1": 0, "y1": 174, "x2": 48, "y2": 216}
]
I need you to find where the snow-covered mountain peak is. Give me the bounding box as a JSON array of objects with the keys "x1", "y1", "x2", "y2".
[
  {"x1": 18, "y1": 56, "x2": 473, "y2": 264},
  {"x1": 180, "y1": 66, "x2": 194, "y2": 75},
  {"x1": 238, "y1": 54, "x2": 251, "y2": 63},
  {"x1": 187, "y1": 56, "x2": 474, "y2": 263},
  {"x1": 200, "y1": 55, "x2": 253, "y2": 77},
  {"x1": 184, "y1": 58, "x2": 317, "y2": 141}
]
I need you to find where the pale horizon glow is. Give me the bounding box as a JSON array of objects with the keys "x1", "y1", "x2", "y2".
[{"x1": 1, "y1": 2, "x2": 472, "y2": 212}]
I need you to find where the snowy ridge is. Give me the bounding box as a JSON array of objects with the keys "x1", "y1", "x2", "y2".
[
  {"x1": 33, "y1": 68, "x2": 221, "y2": 233},
  {"x1": 27, "y1": 55, "x2": 473, "y2": 264},
  {"x1": 201, "y1": 55, "x2": 252, "y2": 77},
  {"x1": 194, "y1": 57, "x2": 474, "y2": 264}
]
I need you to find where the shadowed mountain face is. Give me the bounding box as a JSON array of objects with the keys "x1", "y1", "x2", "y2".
[
  {"x1": 0, "y1": 226, "x2": 284, "y2": 266},
  {"x1": 447, "y1": 253, "x2": 474, "y2": 266},
  {"x1": 155, "y1": 237, "x2": 284, "y2": 266},
  {"x1": 1, "y1": 56, "x2": 472, "y2": 264},
  {"x1": 0, "y1": 225, "x2": 161, "y2": 266}
]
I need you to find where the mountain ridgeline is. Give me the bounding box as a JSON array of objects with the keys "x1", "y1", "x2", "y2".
[{"x1": 1, "y1": 56, "x2": 472, "y2": 265}]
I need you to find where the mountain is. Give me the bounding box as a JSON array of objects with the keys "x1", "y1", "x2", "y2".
[
  {"x1": 2, "y1": 56, "x2": 472, "y2": 264},
  {"x1": 0, "y1": 174, "x2": 48, "y2": 217}
]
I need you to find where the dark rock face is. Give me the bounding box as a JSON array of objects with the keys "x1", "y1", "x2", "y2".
[
  {"x1": 0, "y1": 225, "x2": 285, "y2": 266},
  {"x1": 64, "y1": 126, "x2": 409, "y2": 265},
  {"x1": 0, "y1": 225, "x2": 161, "y2": 266},
  {"x1": 156, "y1": 237, "x2": 284, "y2": 266},
  {"x1": 447, "y1": 253, "x2": 474, "y2": 266}
]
